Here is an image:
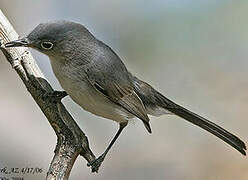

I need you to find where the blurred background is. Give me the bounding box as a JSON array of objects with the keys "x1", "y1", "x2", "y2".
[{"x1": 0, "y1": 0, "x2": 248, "y2": 179}]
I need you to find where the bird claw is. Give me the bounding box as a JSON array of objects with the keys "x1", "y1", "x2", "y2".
[
  {"x1": 87, "y1": 154, "x2": 105, "y2": 173},
  {"x1": 42, "y1": 90, "x2": 67, "y2": 103}
]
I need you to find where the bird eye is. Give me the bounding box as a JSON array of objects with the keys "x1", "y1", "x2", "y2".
[{"x1": 41, "y1": 42, "x2": 53, "y2": 50}]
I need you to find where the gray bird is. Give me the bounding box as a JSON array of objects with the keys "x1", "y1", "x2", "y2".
[{"x1": 5, "y1": 21, "x2": 246, "y2": 172}]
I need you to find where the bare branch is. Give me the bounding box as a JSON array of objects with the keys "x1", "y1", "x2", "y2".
[{"x1": 0, "y1": 9, "x2": 96, "y2": 180}]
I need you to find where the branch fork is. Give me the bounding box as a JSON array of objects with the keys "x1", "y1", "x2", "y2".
[{"x1": 0, "y1": 9, "x2": 100, "y2": 179}]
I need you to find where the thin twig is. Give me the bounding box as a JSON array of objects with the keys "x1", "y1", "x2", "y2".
[{"x1": 0, "y1": 9, "x2": 96, "y2": 180}]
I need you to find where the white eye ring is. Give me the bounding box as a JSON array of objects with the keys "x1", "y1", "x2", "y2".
[{"x1": 41, "y1": 41, "x2": 53, "y2": 50}]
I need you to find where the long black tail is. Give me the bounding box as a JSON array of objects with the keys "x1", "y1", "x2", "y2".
[
  {"x1": 156, "y1": 91, "x2": 246, "y2": 155},
  {"x1": 132, "y1": 76, "x2": 246, "y2": 155}
]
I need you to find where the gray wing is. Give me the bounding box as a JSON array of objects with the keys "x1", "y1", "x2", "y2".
[{"x1": 85, "y1": 41, "x2": 151, "y2": 133}]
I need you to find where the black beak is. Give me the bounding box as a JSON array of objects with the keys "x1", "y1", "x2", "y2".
[{"x1": 5, "y1": 37, "x2": 30, "y2": 48}]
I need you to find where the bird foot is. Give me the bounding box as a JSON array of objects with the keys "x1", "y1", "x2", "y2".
[
  {"x1": 87, "y1": 154, "x2": 106, "y2": 173},
  {"x1": 42, "y1": 90, "x2": 68, "y2": 103}
]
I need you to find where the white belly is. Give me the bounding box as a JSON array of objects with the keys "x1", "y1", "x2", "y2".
[
  {"x1": 68, "y1": 81, "x2": 133, "y2": 123},
  {"x1": 50, "y1": 59, "x2": 133, "y2": 123}
]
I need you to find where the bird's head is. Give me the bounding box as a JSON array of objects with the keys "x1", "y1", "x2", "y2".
[{"x1": 5, "y1": 20, "x2": 94, "y2": 59}]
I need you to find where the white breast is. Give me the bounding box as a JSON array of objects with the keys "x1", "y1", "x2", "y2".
[{"x1": 49, "y1": 58, "x2": 133, "y2": 123}]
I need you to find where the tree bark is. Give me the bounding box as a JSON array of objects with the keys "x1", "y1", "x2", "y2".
[{"x1": 0, "y1": 9, "x2": 96, "y2": 180}]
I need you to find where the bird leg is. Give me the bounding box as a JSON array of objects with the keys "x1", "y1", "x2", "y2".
[
  {"x1": 42, "y1": 90, "x2": 68, "y2": 103},
  {"x1": 87, "y1": 121, "x2": 128, "y2": 173}
]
